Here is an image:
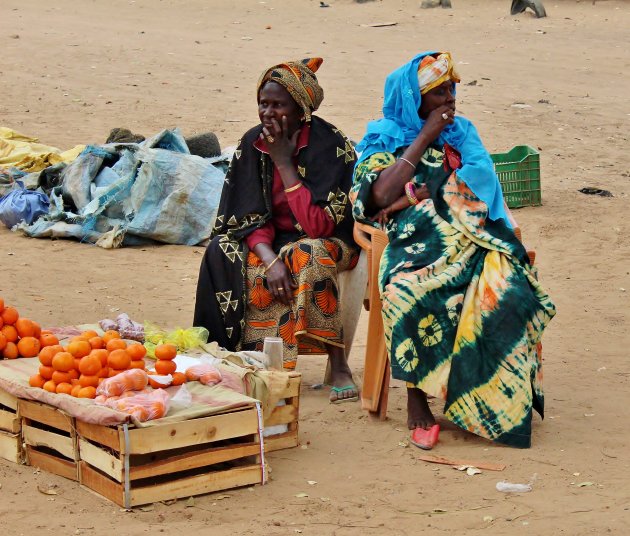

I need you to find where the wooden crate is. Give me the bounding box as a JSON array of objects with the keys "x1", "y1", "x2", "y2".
[
  {"x1": 77, "y1": 404, "x2": 265, "y2": 508},
  {"x1": 263, "y1": 372, "x2": 300, "y2": 452},
  {"x1": 19, "y1": 399, "x2": 79, "y2": 481},
  {"x1": 0, "y1": 389, "x2": 22, "y2": 464}
]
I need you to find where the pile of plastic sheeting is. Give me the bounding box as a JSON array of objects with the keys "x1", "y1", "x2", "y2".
[
  {"x1": 0, "y1": 127, "x2": 84, "y2": 172},
  {"x1": 15, "y1": 129, "x2": 229, "y2": 248}
]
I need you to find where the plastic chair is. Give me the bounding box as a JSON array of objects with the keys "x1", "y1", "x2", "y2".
[{"x1": 353, "y1": 204, "x2": 534, "y2": 420}]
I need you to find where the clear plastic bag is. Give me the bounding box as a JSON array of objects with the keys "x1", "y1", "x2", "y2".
[
  {"x1": 185, "y1": 363, "x2": 222, "y2": 386},
  {"x1": 96, "y1": 369, "x2": 149, "y2": 397},
  {"x1": 109, "y1": 388, "x2": 170, "y2": 422},
  {"x1": 169, "y1": 384, "x2": 193, "y2": 412},
  {"x1": 496, "y1": 474, "x2": 537, "y2": 493}
]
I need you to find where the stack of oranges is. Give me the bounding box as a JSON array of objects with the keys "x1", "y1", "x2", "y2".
[
  {"x1": 147, "y1": 343, "x2": 186, "y2": 388},
  {"x1": 28, "y1": 329, "x2": 149, "y2": 399},
  {"x1": 0, "y1": 298, "x2": 56, "y2": 359}
]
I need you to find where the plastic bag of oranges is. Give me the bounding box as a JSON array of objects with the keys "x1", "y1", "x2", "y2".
[
  {"x1": 96, "y1": 369, "x2": 149, "y2": 398},
  {"x1": 143, "y1": 322, "x2": 209, "y2": 359},
  {"x1": 104, "y1": 388, "x2": 170, "y2": 422},
  {"x1": 185, "y1": 363, "x2": 222, "y2": 386}
]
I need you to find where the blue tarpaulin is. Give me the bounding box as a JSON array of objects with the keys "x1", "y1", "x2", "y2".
[{"x1": 16, "y1": 129, "x2": 229, "y2": 248}]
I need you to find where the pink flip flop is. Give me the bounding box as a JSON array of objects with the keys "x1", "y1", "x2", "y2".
[{"x1": 410, "y1": 424, "x2": 440, "y2": 450}]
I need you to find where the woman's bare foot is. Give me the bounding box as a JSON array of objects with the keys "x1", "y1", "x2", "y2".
[
  {"x1": 407, "y1": 387, "x2": 436, "y2": 429},
  {"x1": 327, "y1": 345, "x2": 359, "y2": 403}
]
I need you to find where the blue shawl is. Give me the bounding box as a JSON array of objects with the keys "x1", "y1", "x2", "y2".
[{"x1": 355, "y1": 52, "x2": 509, "y2": 224}]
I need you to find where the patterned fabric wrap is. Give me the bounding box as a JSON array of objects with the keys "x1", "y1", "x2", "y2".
[
  {"x1": 194, "y1": 116, "x2": 357, "y2": 351},
  {"x1": 257, "y1": 58, "x2": 324, "y2": 121},
  {"x1": 351, "y1": 146, "x2": 556, "y2": 448},
  {"x1": 242, "y1": 237, "x2": 359, "y2": 368},
  {"x1": 417, "y1": 52, "x2": 461, "y2": 95}
]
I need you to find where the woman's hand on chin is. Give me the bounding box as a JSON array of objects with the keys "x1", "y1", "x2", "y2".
[
  {"x1": 260, "y1": 116, "x2": 300, "y2": 167},
  {"x1": 266, "y1": 261, "x2": 297, "y2": 306}
]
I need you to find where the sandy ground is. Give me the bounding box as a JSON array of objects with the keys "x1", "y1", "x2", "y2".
[{"x1": 1, "y1": 0, "x2": 630, "y2": 534}]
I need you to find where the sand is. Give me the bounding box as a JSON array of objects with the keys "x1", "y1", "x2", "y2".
[{"x1": 1, "y1": 0, "x2": 629, "y2": 534}]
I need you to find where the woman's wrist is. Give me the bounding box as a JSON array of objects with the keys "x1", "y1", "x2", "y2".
[{"x1": 264, "y1": 256, "x2": 281, "y2": 272}]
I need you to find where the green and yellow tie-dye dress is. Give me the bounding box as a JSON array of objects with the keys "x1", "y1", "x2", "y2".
[{"x1": 351, "y1": 146, "x2": 556, "y2": 448}]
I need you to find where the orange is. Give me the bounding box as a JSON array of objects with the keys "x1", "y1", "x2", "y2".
[
  {"x1": 39, "y1": 365, "x2": 54, "y2": 380},
  {"x1": 108, "y1": 368, "x2": 126, "y2": 377},
  {"x1": 130, "y1": 406, "x2": 150, "y2": 421},
  {"x1": 79, "y1": 374, "x2": 99, "y2": 388},
  {"x1": 129, "y1": 360, "x2": 145, "y2": 369},
  {"x1": 39, "y1": 344, "x2": 63, "y2": 366},
  {"x1": 74, "y1": 358, "x2": 82, "y2": 370},
  {"x1": 68, "y1": 368, "x2": 79, "y2": 380},
  {"x1": 79, "y1": 355, "x2": 102, "y2": 376},
  {"x1": 1, "y1": 306, "x2": 19, "y2": 325},
  {"x1": 17, "y1": 336, "x2": 41, "y2": 358},
  {"x1": 52, "y1": 370, "x2": 73, "y2": 384},
  {"x1": 3, "y1": 342, "x2": 18, "y2": 359},
  {"x1": 108, "y1": 349, "x2": 131, "y2": 370},
  {"x1": 52, "y1": 351, "x2": 75, "y2": 372},
  {"x1": 1, "y1": 325, "x2": 18, "y2": 343},
  {"x1": 88, "y1": 336, "x2": 104, "y2": 349},
  {"x1": 71, "y1": 384, "x2": 82, "y2": 397},
  {"x1": 32, "y1": 321, "x2": 41, "y2": 339},
  {"x1": 29, "y1": 374, "x2": 46, "y2": 388},
  {"x1": 171, "y1": 372, "x2": 186, "y2": 386},
  {"x1": 70, "y1": 335, "x2": 90, "y2": 343},
  {"x1": 154, "y1": 343, "x2": 177, "y2": 361},
  {"x1": 90, "y1": 349, "x2": 109, "y2": 367},
  {"x1": 40, "y1": 333, "x2": 60, "y2": 347},
  {"x1": 106, "y1": 338, "x2": 127, "y2": 352},
  {"x1": 102, "y1": 330, "x2": 121, "y2": 343},
  {"x1": 0, "y1": 297, "x2": 4, "y2": 314},
  {"x1": 155, "y1": 359, "x2": 177, "y2": 375},
  {"x1": 149, "y1": 376, "x2": 171, "y2": 389},
  {"x1": 0, "y1": 332, "x2": 6, "y2": 353},
  {"x1": 15, "y1": 318, "x2": 35, "y2": 338},
  {"x1": 0, "y1": 316, "x2": 3, "y2": 329},
  {"x1": 77, "y1": 386, "x2": 96, "y2": 399},
  {"x1": 98, "y1": 366, "x2": 109, "y2": 378},
  {"x1": 43, "y1": 380, "x2": 57, "y2": 393},
  {"x1": 126, "y1": 343, "x2": 147, "y2": 360},
  {"x1": 67, "y1": 340, "x2": 91, "y2": 358},
  {"x1": 56, "y1": 382, "x2": 73, "y2": 395},
  {"x1": 81, "y1": 330, "x2": 99, "y2": 339}
]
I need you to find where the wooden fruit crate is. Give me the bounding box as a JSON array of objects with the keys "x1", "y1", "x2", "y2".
[
  {"x1": 263, "y1": 372, "x2": 300, "y2": 453},
  {"x1": 19, "y1": 399, "x2": 79, "y2": 481},
  {"x1": 77, "y1": 404, "x2": 265, "y2": 508},
  {"x1": 0, "y1": 389, "x2": 22, "y2": 464}
]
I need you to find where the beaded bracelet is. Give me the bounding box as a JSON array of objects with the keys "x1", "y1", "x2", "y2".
[{"x1": 405, "y1": 182, "x2": 420, "y2": 206}]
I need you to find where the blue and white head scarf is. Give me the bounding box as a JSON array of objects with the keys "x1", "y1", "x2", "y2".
[{"x1": 355, "y1": 51, "x2": 509, "y2": 224}]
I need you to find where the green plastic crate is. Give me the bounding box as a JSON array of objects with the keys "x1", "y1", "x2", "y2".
[{"x1": 491, "y1": 145, "x2": 541, "y2": 209}]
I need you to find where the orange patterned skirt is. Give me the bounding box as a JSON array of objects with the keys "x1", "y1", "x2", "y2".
[{"x1": 241, "y1": 237, "x2": 358, "y2": 369}]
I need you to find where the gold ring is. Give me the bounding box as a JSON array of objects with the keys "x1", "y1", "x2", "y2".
[
  {"x1": 266, "y1": 135, "x2": 275, "y2": 143},
  {"x1": 277, "y1": 287, "x2": 284, "y2": 291},
  {"x1": 441, "y1": 113, "x2": 449, "y2": 120}
]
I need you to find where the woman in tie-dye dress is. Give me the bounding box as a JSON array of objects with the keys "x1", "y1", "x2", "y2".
[{"x1": 351, "y1": 51, "x2": 556, "y2": 449}]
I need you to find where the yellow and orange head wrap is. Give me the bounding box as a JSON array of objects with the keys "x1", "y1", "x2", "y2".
[
  {"x1": 257, "y1": 58, "x2": 324, "y2": 122},
  {"x1": 417, "y1": 52, "x2": 461, "y2": 95}
]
